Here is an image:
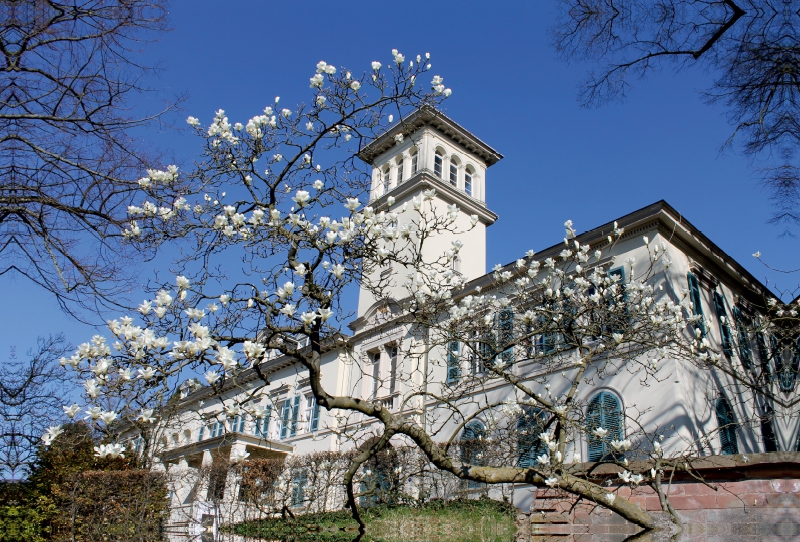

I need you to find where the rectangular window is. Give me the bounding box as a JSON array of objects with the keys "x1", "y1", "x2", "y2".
[
  {"x1": 397, "y1": 162, "x2": 404, "y2": 184},
  {"x1": 449, "y1": 162, "x2": 458, "y2": 185},
  {"x1": 254, "y1": 406, "x2": 271, "y2": 438},
  {"x1": 210, "y1": 421, "x2": 224, "y2": 438},
  {"x1": 280, "y1": 399, "x2": 291, "y2": 439},
  {"x1": 232, "y1": 414, "x2": 245, "y2": 433},
  {"x1": 290, "y1": 470, "x2": 308, "y2": 507},
  {"x1": 305, "y1": 395, "x2": 320, "y2": 432},
  {"x1": 446, "y1": 340, "x2": 461, "y2": 383},
  {"x1": 464, "y1": 173, "x2": 472, "y2": 196},
  {"x1": 388, "y1": 346, "x2": 398, "y2": 395},
  {"x1": 411, "y1": 153, "x2": 418, "y2": 173},
  {"x1": 434, "y1": 153, "x2": 443, "y2": 177},
  {"x1": 371, "y1": 351, "x2": 381, "y2": 397},
  {"x1": 197, "y1": 426, "x2": 205, "y2": 442},
  {"x1": 290, "y1": 395, "x2": 301, "y2": 436}
]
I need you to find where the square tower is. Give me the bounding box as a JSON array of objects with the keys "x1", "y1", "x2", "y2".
[{"x1": 355, "y1": 107, "x2": 502, "y2": 320}]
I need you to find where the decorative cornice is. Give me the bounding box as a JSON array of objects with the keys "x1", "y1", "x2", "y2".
[{"x1": 357, "y1": 106, "x2": 503, "y2": 166}]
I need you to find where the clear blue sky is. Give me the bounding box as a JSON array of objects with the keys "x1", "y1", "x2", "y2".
[{"x1": 4, "y1": 0, "x2": 797, "y2": 356}]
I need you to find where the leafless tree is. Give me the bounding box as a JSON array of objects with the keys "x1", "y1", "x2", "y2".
[
  {"x1": 0, "y1": 0, "x2": 181, "y2": 315},
  {"x1": 551, "y1": 0, "x2": 800, "y2": 228},
  {"x1": 0, "y1": 335, "x2": 71, "y2": 481}
]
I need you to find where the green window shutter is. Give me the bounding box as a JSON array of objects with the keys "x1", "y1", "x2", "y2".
[
  {"x1": 461, "y1": 421, "x2": 486, "y2": 489},
  {"x1": 715, "y1": 397, "x2": 739, "y2": 455},
  {"x1": 587, "y1": 392, "x2": 623, "y2": 461},
  {"x1": 290, "y1": 395, "x2": 301, "y2": 436},
  {"x1": 732, "y1": 307, "x2": 753, "y2": 371},
  {"x1": 446, "y1": 340, "x2": 461, "y2": 383},
  {"x1": 517, "y1": 407, "x2": 548, "y2": 467},
  {"x1": 687, "y1": 273, "x2": 706, "y2": 336},
  {"x1": 254, "y1": 406, "x2": 271, "y2": 438},
  {"x1": 713, "y1": 292, "x2": 734, "y2": 356},
  {"x1": 310, "y1": 398, "x2": 320, "y2": 432},
  {"x1": 198, "y1": 425, "x2": 205, "y2": 442},
  {"x1": 498, "y1": 309, "x2": 515, "y2": 364}
]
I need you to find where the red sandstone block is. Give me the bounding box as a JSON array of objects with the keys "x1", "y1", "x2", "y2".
[
  {"x1": 738, "y1": 493, "x2": 767, "y2": 507},
  {"x1": 715, "y1": 493, "x2": 747, "y2": 508},
  {"x1": 771, "y1": 479, "x2": 800, "y2": 493},
  {"x1": 645, "y1": 496, "x2": 662, "y2": 511},
  {"x1": 666, "y1": 484, "x2": 685, "y2": 496},
  {"x1": 617, "y1": 486, "x2": 631, "y2": 497},
  {"x1": 668, "y1": 495, "x2": 718, "y2": 510},
  {"x1": 766, "y1": 492, "x2": 800, "y2": 507},
  {"x1": 737, "y1": 480, "x2": 774, "y2": 493},
  {"x1": 631, "y1": 485, "x2": 655, "y2": 495},
  {"x1": 683, "y1": 483, "x2": 718, "y2": 496},
  {"x1": 628, "y1": 497, "x2": 648, "y2": 509}
]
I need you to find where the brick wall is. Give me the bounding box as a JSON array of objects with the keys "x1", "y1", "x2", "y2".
[{"x1": 514, "y1": 453, "x2": 800, "y2": 541}]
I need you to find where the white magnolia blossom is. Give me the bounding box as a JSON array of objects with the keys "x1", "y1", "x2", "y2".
[
  {"x1": 41, "y1": 425, "x2": 64, "y2": 446},
  {"x1": 94, "y1": 443, "x2": 126, "y2": 459}
]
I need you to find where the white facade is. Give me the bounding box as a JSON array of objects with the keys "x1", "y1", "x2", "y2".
[{"x1": 145, "y1": 110, "x2": 791, "y2": 527}]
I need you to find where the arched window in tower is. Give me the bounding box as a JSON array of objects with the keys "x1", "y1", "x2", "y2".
[
  {"x1": 396, "y1": 156, "x2": 404, "y2": 185},
  {"x1": 434, "y1": 150, "x2": 443, "y2": 178},
  {"x1": 464, "y1": 167, "x2": 473, "y2": 196},
  {"x1": 715, "y1": 396, "x2": 739, "y2": 455},
  {"x1": 449, "y1": 158, "x2": 458, "y2": 186},
  {"x1": 410, "y1": 148, "x2": 418, "y2": 174},
  {"x1": 381, "y1": 166, "x2": 390, "y2": 195},
  {"x1": 586, "y1": 391, "x2": 624, "y2": 461}
]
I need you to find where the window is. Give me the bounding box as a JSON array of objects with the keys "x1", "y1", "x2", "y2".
[
  {"x1": 461, "y1": 422, "x2": 486, "y2": 488},
  {"x1": 254, "y1": 406, "x2": 271, "y2": 438},
  {"x1": 232, "y1": 414, "x2": 246, "y2": 433},
  {"x1": 452, "y1": 255, "x2": 461, "y2": 273},
  {"x1": 605, "y1": 266, "x2": 627, "y2": 334},
  {"x1": 715, "y1": 396, "x2": 738, "y2": 455},
  {"x1": 761, "y1": 407, "x2": 778, "y2": 452},
  {"x1": 586, "y1": 392, "x2": 624, "y2": 461},
  {"x1": 449, "y1": 158, "x2": 458, "y2": 185},
  {"x1": 197, "y1": 425, "x2": 205, "y2": 442},
  {"x1": 517, "y1": 407, "x2": 548, "y2": 468},
  {"x1": 280, "y1": 396, "x2": 301, "y2": 439},
  {"x1": 305, "y1": 395, "x2": 320, "y2": 432},
  {"x1": 210, "y1": 420, "x2": 225, "y2": 438},
  {"x1": 410, "y1": 149, "x2": 418, "y2": 173},
  {"x1": 388, "y1": 345, "x2": 398, "y2": 396},
  {"x1": 687, "y1": 272, "x2": 706, "y2": 336},
  {"x1": 290, "y1": 470, "x2": 308, "y2": 507},
  {"x1": 713, "y1": 291, "x2": 734, "y2": 357},
  {"x1": 434, "y1": 151, "x2": 443, "y2": 177},
  {"x1": 733, "y1": 306, "x2": 753, "y2": 371},
  {"x1": 464, "y1": 168, "x2": 473, "y2": 196},
  {"x1": 381, "y1": 166, "x2": 390, "y2": 194},
  {"x1": 371, "y1": 350, "x2": 381, "y2": 397},
  {"x1": 446, "y1": 340, "x2": 461, "y2": 384},
  {"x1": 396, "y1": 157, "x2": 404, "y2": 184}
]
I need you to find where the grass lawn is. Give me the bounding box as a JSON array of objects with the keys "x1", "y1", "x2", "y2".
[{"x1": 232, "y1": 497, "x2": 517, "y2": 542}]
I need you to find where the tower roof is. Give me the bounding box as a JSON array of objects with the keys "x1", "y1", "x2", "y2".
[{"x1": 357, "y1": 106, "x2": 504, "y2": 166}]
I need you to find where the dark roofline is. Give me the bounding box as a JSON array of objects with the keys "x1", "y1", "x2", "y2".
[{"x1": 357, "y1": 106, "x2": 503, "y2": 166}]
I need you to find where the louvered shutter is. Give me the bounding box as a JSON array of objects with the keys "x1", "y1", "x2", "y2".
[
  {"x1": 498, "y1": 309, "x2": 515, "y2": 364},
  {"x1": 446, "y1": 341, "x2": 461, "y2": 383},
  {"x1": 517, "y1": 407, "x2": 547, "y2": 467},
  {"x1": 280, "y1": 399, "x2": 291, "y2": 439},
  {"x1": 687, "y1": 273, "x2": 706, "y2": 336},
  {"x1": 462, "y1": 422, "x2": 485, "y2": 488},
  {"x1": 310, "y1": 398, "x2": 320, "y2": 432},
  {"x1": 733, "y1": 307, "x2": 753, "y2": 371},
  {"x1": 290, "y1": 395, "x2": 301, "y2": 436},
  {"x1": 587, "y1": 392, "x2": 623, "y2": 461},
  {"x1": 198, "y1": 425, "x2": 205, "y2": 442},
  {"x1": 713, "y1": 292, "x2": 734, "y2": 357},
  {"x1": 716, "y1": 397, "x2": 738, "y2": 455}
]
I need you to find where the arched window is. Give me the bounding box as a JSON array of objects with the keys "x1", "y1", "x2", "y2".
[
  {"x1": 586, "y1": 391, "x2": 623, "y2": 461},
  {"x1": 410, "y1": 148, "x2": 418, "y2": 173},
  {"x1": 449, "y1": 158, "x2": 458, "y2": 185},
  {"x1": 461, "y1": 421, "x2": 486, "y2": 488},
  {"x1": 434, "y1": 150, "x2": 443, "y2": 177},
  {"x1": 518, "y1": 407, "x2": 548, "y2": 467},
  {"x1": 715, "y1": 396, "x2": 739, "y2": 455},
  {"x1": 381, "y1": 166, "x2": 390, "y2": 194},
  {"x1": 464, "y1": 168, "x2": 473, "y2": 196},
  {"x1": 452, "y1": 254, "x2": 461, "y2": 273},
  {"x1": 396, "y1": 157, "x2": 404, "y2": 185}
]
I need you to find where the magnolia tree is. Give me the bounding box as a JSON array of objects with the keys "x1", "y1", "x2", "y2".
[{"x1": 48, "y1": 50, "x2": 798, "y2": 537}]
